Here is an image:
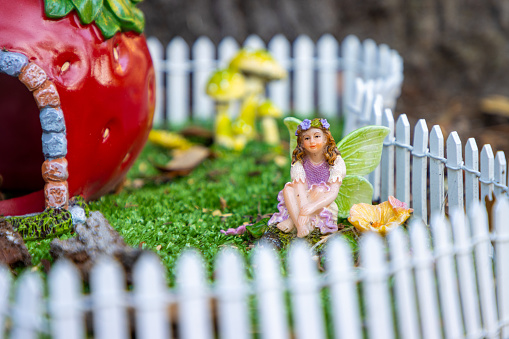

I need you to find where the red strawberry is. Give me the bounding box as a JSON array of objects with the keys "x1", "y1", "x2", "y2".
[{"x1": 0, "y1": 0, "x2": 155, "y2": 215}]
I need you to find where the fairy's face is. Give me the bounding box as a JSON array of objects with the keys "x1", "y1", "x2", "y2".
[{"x1": 301, "y1": 128, "x2": 326, "y2": 155}]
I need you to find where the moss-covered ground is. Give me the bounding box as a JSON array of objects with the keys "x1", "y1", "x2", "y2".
[{"x1": 25, "y1": 118, "x2": 360, "y2": 282}]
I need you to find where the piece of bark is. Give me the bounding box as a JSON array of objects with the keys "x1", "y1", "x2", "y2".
[
  {"x1": 50, "y1": 211, "x2": 144, "y2": 282},
  {"x1": 0, "y1": 219, "x2": 32, "y2": 269}
]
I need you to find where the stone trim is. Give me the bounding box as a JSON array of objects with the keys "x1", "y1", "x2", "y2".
[{"x1": 0, "y1": 50, "x2": 69, "y2": 210}]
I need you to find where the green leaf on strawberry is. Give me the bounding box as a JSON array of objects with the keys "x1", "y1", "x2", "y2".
[{"x1": 44, "y1": 0, "x2": 145, "y2": 39}]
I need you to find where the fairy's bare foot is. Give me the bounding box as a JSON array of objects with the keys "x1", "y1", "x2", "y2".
[
  {"x1": 296, "y1": 215, "x2": 310, "y2": 237},
  {"x1": 277, "y1": 218, "x2": 295, "y2": 233}
]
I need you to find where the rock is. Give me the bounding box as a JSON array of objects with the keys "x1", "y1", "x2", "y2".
[
  {"x1": 0, "y1": 219, "x2": 32, "y2": 269},
  {"x1": 50, "y1": 211, "x2": 144, "y2": 282}
]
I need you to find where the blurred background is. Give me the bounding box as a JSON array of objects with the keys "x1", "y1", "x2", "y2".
[{"x1": 140, "y1": 0, "x2": 509, "y2": 154}]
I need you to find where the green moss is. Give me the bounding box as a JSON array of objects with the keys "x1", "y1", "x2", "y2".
[{"x1": 10, "y1": 208, "x2": 73, "y2": 241}]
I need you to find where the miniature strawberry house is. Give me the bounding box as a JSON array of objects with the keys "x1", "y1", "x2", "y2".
[{"x1": 0, "y1": 0, "x2": 155, "y2": 217}]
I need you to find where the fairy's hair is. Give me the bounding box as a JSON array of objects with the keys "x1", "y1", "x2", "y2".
[{"x1": 291, "y1": 127, "x2": 340, "y2": 166}]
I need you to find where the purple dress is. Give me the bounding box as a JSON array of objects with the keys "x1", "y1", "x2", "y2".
[{"x1": 268, "y1": 157, "x2": 342, "y2": 234}]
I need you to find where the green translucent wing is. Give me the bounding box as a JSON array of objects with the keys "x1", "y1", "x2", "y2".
[
  {"x1": 283, "y1": 117, "x2": 302, "y2": 159},
  {"x1": 337, "y1": 125, "x2": 390, "y2": 176},
  {"x1": 335, "y1": 175, "x2": 374, "y2": 218}
]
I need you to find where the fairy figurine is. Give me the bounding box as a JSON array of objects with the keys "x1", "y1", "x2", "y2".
[
  {"x1": 268, "y1": 118, "x2": 346, "y2": 237},
  {"x1": 268, "y1": 117, "x2": 391, "y2": 238}
]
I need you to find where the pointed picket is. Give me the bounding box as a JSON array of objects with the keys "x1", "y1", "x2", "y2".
[
  {"x1": 412, "y1": 119, "x2": 429, "y2": 224},
  {"x1": 192, "y1": 36, "x2": 215, "y2": 121},
  {"x1": 215, "y1": 249, "x2": 250, "y2": 339},
  {"x1": 362, "y1": 39, "x2": 378, "y2": 80},
  {"x1": 49, "y1": 260, "x2": 84, "y2": 339},
  {"x1": 267, "y1": 35, "x2": 291, "y2": 114},
  {"x1": 480, "y1": 144, "x2": 494, "y2": 203},
  {"x1": 0, "y1": 267, "x2": 11, "y2": 339},
  {"x1": 469, "y1": 203, "x2": 498, "y2": 338},
  {"x1": 388, "y1": 228, "x2": 420, "y2": 339},
  {"x1": 11, "y1": 272, "x2": 44, "y2": 339},
  {"x1": 395, "y1": 114, "x2": 411, "y2": 205},
  {"x1": 449, "y1": 209, "x2": 483, "y2": 338},
  {"x1": 380, "y1": 108, "x2": 395, "y2": 201},
  {"x1": 243, "y1": 34, "x2": 266, "y2": 49},
  {"x1": 288, "y1": 241, "x2": 326, "y2": 339},
  {"x1": 446, "y1": 132, "x2": 463, "y2": 214},
  {"x1": 252, "y1": 244, "x2": 289, "y2": 339},
  {"x1": 368, "y1": 95, "x2": 383, "y2": 201},
  {"x1": 494, "y1": 197, "x2": 509, "y2": 338},
  {"x1": 294, "y1": 35, "x2": 315, "y2": 116},
  {"x1": 494, "y1": 151, "x2": 507, "y2": 197},
  {"x1": 325, "y1": 237, "x2": 362, "y2": 339},
  {"x1": 176, "y1": 250, "x2": 213, "y2": 339},
  {"x1": 465, "y1": 138, "x2": 480, "y2": 210},
  {"x1": 341, "y1": 35, "x2": 361, "y2": 116},
  {"x1": 409, "y1": 218, "x2": 442, "y2": 339},
  {"x1": 317, "y1": 34, "x2": 339, "y2": 117},
  {"x1": 429, "y1": 125, "x2": 445, "y2": 216},
  {"x1": 361, "y1": 233, "x2": 394, "y2": 339},
  {"x1": 167, "y1": 37, "x2": 190, "y2": 125},
  {"x1": 147, "y1": 37, "x2": 165, "y2": 126},
  {"x1": 218, "y1": 36, "x2": 239, "y2": 68},
  {"x1": 90, "y1": 257, "x2": 128, "y2": 339},
  {"x1": 133, "y1": 253, "x2": 171, "y2": 339},
  {"x1": 430, "y1": 214, "x2": 464, "y2": 338}
]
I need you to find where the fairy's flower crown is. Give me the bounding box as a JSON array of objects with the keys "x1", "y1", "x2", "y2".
[{"x1": 295, "y1": 118, "x2": 330, "y2": 136}]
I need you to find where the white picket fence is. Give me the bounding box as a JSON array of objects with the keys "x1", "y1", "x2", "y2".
[
  {"x1": 147, "y1": 34, "x2": 403, "y2": 131},
  {"x1": 2, "y1": 199, "x2": 509, "y2": 338}
]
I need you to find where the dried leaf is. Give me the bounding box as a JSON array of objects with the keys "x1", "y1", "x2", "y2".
[
  {"x1": 156, "y1": 244, "x2": 162, "y2": 251},
  {"x1": 155, "y1": 146, "x2": 210, "y2": 177},
  {"x1": 220, "y1": 197, "x2": 228, "y2": 210}
]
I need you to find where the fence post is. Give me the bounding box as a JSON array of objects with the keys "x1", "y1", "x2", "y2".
[
  {"x1": 494, "y1": 197, "x2": 509, "y2": 338},
  {"x1": 133, "y1": 253, "x2": 171, "y2": 339},
  {"x1": 377, "y1": 44, "x2": 391, "y2": 79},
  {"x1": 388, "y1": 228, "x2": 420, "y2": 339},
  {"x1": 288, "y1": 241, "x2": 326, "y2": 339},
  {"x1": 215, "y1": 249, "x2": 250, "y2": 339},
  {"x1": 253, "y1": 244, "x2": 289, "y2": 339},
  {"x1": 362, "y1": 39, "x2": 377, "y2": 80},
  {"x1": 91, "y1": 257, "x2": 128, "y2": 339},
  {"x1": 469, "y1": 203, "x2": 499, "y2": 338},
  {"x1": 480, "y1": 144, "x2": 495, "y2": 203},
  {"x1": 449, "y1": 209, "x2": 483, "y2": 338},
  {"x1": 343, "y1": 77, "x2": 364, "y2": 136},
  {"x1": 294, "y1": 35, "x2": 314, "y2": 117},
  {"x1": 341, "y1": 35, "x2": 361, "y2": 118},
  {"x1": 147, "y1": 37, "x2": 165, "y2": 126},
  {"x1": 0, "y1": 267, "x2": 10, "y2": 339},
  {"x1": 465, "y1": 138, "x2": 479, "y2": 210},
  {"x1": 368, "y1": 95, "x2": 383, "y2": 201},
  {"x1": 361, "y1": 233, "x2": 394, "y2": 339},
  {"x1": 11, "y1": 272, "x2": 44, "y2": 339},
  {"x1": 395, "y1": 114, "x2": 410, "y2": 205},
  {"x1": 267, "y1": 35, "x2": 291, "y2": 115},
  {"x1": 446, "y1": 132, "x2": 463, "y2": 214},
  {"x1": 380, "y1": 109, "x2": 394, "y2": 201},
  {"x1": 412, "y1": 119, "x2": 428, "y2": 224},
  {"x1": 409, "y1": 218, "x2": 442, "y2": 338},
  {"x1": 494, "y1": 151, "x2": 507, "y2": 198},
  {"x1": 176, "y1": 251, "x2": 213, "y2": 339},
  {"x1": 49, "y1": 260, "x2": 84, "y2": 339},
  {"x1": 430, "y1": 214, "x2": 464, "y2": 338},
  {"x1": 317, "y1": 34, "x2": 339, "y2": 118},
  {"x1": 325, "y1": 237, "x2": 362, "y2": 339},
  {"x1": 218, "y1": 36, "x2": 239, "y2": 68},
  {"x1": 243, "y1": 34, "x2": 265, "y2": 49},
  {"x1": 429, "y1": 125, "x2": 445, "y2": 216},
  {"x1": 167, "y1": 37, "x2": 190, "y2": 125},
  {"x1": 192, "y1": 37, "x2": 215, "y2": 121}
]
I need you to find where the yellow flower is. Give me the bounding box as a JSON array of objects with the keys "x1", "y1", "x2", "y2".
[{"x1": 348, "y1": 196, "x2": 413, "y2": 235}]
